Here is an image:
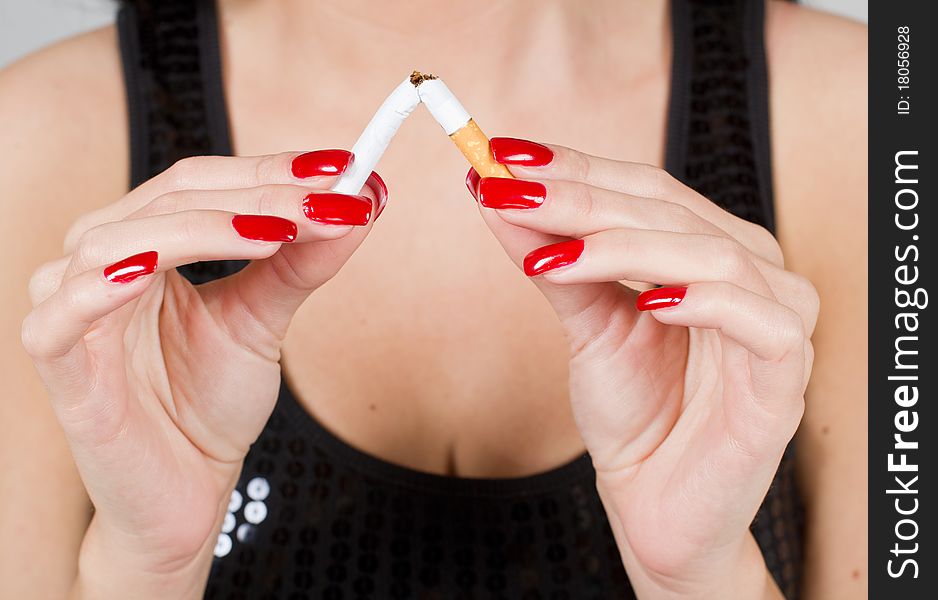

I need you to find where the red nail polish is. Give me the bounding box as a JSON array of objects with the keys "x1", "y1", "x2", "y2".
[
  {"x1": 465, "y1": 167, "x2": 481, "y2": 200},
  {"x1": 478, "y1": 177, "x2": 546, "y2": 209},
  {"x1": 232, "y1": 215, "x2": 297, "y2": 242},
  {"x1": 636, "y1": 287, "x2": 687, "y2": 311},
  {"x1": 523, "y1": 240, "x2": 584, "y2": 276},
  {"x1": 104, "y1": 251, "x2": 158, "y2": 284},
  {"x1": 365, "y1": 171, "x2": 389, "y2": 220},
  {"x1": 491, "y1": 138, "x2": 553, "y2": 167},
  {"x1": 302, "y1": 192, "x2": 372, "y2": 226},
  {"x1": 291, "y1": 149, "x2": 353, "y2": 178}
]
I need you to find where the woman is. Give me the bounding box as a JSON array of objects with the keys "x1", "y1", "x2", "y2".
[{"x1": 0, "y1": 0, "x2": 866, "y2": 598}]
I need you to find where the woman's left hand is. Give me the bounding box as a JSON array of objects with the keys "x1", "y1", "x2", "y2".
[{"x1": 467, "y1": 139, "x2": 818, "y2": 599}]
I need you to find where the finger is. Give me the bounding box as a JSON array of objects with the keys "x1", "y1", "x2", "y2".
[
  {"x1": 465, "y1": 169, "x2": 634, "y2": 344},
  {"x1": 220, "y1": 171, "x2": 387, "y2": 339},
  {"x1": 64, "y1": 150, "x2": 353, "y2": 252},
  {"x1": 490, "y1": 138, "x2": 783, "y2": 267},
  {"x1": 638, "y1": 284, "x2": 803, "y2": 362},
  {"x1": 480, "y1": 177, "x2": 819, "y2": 332},
  {"x1": 128, "y1": 184, "x2": 375, "y2": 242},
  {"x1": 493, "y1": 139, "x2": 683, "y2": 200},
  {"x1": 28, "y1": 256, "x2": 71, "y2": 306},
  {"x1": 65, "y1": 210, "x2": 299, "y2": 278},
  {"x1": 638, "y1": 282, "x2": 806, "y2": 428},
  {"x1": 22, "y1": 253, "x2": 158, "y2": 395},
  {"x1": 480, "y1": 177, "x2": 728, "y2": 239},
  {"x1": 526, "y1": 229, "x2": 774, "y2": 298}
]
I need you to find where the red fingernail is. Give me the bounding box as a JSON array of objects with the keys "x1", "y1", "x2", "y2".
[
  {"x1": 466, "y1": 167, "x2": 481, "y2": 201},
  {"x1": 232, "y1": 215, "x2": 297, "y2": 242},
  {"x1": 636, "y1": 287, "x2": 687, "y2": 311},
  {"x1": 302, "y1": 192, "x2": 372, "y2": 226},
  {"x1": 104, "y1": 251, "x2": 158, "y2": 284},
  {"x1": 365, "y1": 171, "x2": 389, "y2": 220},
  {"x1": 465, "y1": 167, "x2": 481, "y2": 199},
  {"x1": 291, "y1": 150, "x2": 353, "y2": 179},
  {"x1": 478, "y1": 177, "x2": 546, "y2": 209},
  {"x1": 523, "y1": 240, "x2": 584, "y2": 276},
  {"x1": 491, "y1": 138, "x2": 553, "y2": 167}
]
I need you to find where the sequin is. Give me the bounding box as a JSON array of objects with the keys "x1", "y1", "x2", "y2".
[
  {"x1": 247, "y1": 477, "x2": 271, "y2": 501},
  {"x1": 222, "y1": 512, "x2": 236, "y2": 534},
  {"x1": 244, "y1": 501, "x2": 268, "y2": 525},
  {"x1": 227, "y1": 489, "x2": 242, "y2": 513},
  {"x1": 214, "y1": 533, "x2": 232, "y2": 558}
]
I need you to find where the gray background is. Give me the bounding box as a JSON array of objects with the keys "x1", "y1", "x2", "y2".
[{"x1": 1, "y1": 0, "x2": 868, "y2": 69}]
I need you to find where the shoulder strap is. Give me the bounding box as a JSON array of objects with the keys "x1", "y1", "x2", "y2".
[
  {"x1": 665, "y1": 0, "x2": 776, "y2": 233},
  {"x1": 117, "y1": 0, "x2": 241, "y2": 284},
  {"x1": 118, "y1": 0, "x2": 232, "y2": 187}
]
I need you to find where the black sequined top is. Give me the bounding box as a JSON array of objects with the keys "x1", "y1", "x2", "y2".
[{"x1": 116, "y1": 1, "x2": 804, "y2": 598}]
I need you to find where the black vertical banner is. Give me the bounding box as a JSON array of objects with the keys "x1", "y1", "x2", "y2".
[{"x1": 869, "y1": 2, "x2": 936, "y2": 598}]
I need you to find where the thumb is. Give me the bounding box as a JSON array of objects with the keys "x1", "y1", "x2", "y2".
[{"x1": 220, "y1": 172, "x2": 388, "y2": 340}]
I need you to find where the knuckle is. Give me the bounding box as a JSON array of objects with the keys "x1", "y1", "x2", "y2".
[
  {"x1": 20, "y1": 312, "x2": 45, "y2": 358},
  {"x1": 750, "y1": 223, "x2": 784, "y2": 266},
  {"x1": 20, "y1": 311, "x2": 60, "y2": 360},
  {"x1": 778, "y1": 272, "x2": 820, "y2": 337},
  {"x1": 253, "y1": 184, "x2": 288, "y2": 215},
  {"x1": 63, "y1": 214, "x2": 97, "y2": 253},
  {"x1": 569, "y1": 182, "x2": 596, "y2": 220},
  {"x1": 794, "y1": 274, "x2": 821, "y2": 318},
  {"x1": 775, "y1": 307, "x2": 806, "y2": 350},
  {"x1": 146, "y1": 190, "x2": 185, "y2": 216},
  {"x1": 28, "y1": 262, "x2": 63, "y2": 305},
  {"x1": 804, "y1": 339, "x2": 816, "y2": 368},
  {"x1": 72, "y1": 225, "x2": 107, "y2": 269},
  {"x1": 60, "y1": 282, "x2": 87, "y2": 314},
  {"x1": 646, "y1": 165, "x2": 677, "y2": 198},
  {"x1": 666, "y1": 202, "x2": 699, "y2": 231},
  {"x1": 253, "y1": 155, "x2": 281, "y2": 187},
  {"x1": 163, "y1": 156, "x2": 206, "y2": 189},
  {"x1": 709, "y1": 279, "x2": 737, "y2": 303},
  {"x1": 71, "y1": 233, "x2": 96, "y2": 271},
  {"x1": 568, "y1": 150, "x2": 592, "y2": 182},
  {"x1": 179, "y1": 210, "x2": 208, "y2": 242},
  {"x1": 798, "y1": 276, "x2": 821, "y2": 336},
  {"x1": 607, "y1": 229, "x2": 636, "y2": 260},
  {"x1": 714, "y1": 237, "x2": 752, "y2": 280}
]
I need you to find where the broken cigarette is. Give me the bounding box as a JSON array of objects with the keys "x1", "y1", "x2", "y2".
[
  {"x1": 412, "y1": 72, "x2": 513, "y2": 179},
  {"x1": 330, "y1": 71, "x2": 510, "y2": 196},
  {"x1": 331, "y1": 77, "x2": 421, "y2": 195}
]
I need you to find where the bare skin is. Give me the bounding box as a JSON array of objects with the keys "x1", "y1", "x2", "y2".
[{"x1": 0, "y1": 1, "x2": 866, "y2": 598}]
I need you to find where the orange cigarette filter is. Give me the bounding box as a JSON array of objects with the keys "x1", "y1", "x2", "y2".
[
  {"x1": 411, "y1": 71, "x2": 513, "y2": 179},
  {"x1": 449, "y1": 120, "x2": 513, "y2": 178}
]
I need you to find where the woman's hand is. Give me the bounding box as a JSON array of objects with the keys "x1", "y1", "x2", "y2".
[
  {"x1": 467, "y1": 138, "x2": 818, "y2": 599},
  {"x1": 20, "y1": 150, "x2": 386, "y2": 598}
]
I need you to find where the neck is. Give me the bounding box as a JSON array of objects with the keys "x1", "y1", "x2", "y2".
[
  {"x1": 281, "y1": 0, "x2": 524, "y2": 37},
  {"x1": 221, "y1": 0, "x2": 668, "y2": 91}
]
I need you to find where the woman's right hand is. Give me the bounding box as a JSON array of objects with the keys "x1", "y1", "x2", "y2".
[{"x1": 20, "y1": 151, "x2": 385, "y2": 598}]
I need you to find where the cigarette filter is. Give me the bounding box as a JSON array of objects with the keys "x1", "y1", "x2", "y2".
[{"x1": 413, "y1": 73, "x2": 513, "y2": 179}]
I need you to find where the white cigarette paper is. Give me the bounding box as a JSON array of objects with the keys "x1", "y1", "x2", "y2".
[
  {"x1": 414, "y1": 78, "x2": 471, "y2": 135},
  {"x1": 331, "y1": 78, "x2": 420, "y2": 195},
  {"x1": 331, "y1": 72, "x2": 507, "y2": 194}
]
